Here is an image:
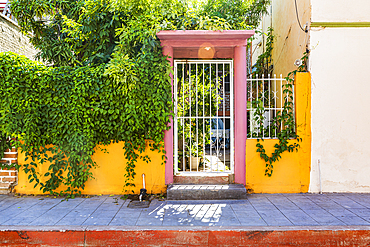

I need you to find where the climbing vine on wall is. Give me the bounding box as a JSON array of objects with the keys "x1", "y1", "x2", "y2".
[
  {"x1": 254, "y1": 77, "x2": 301, "y2": 177},
  {"x1": 250, "y1": 27, "x2": 308, "y2": 176},
  {"x1": 1, "y1": 0, "x2": 270, "y2": 197},
  {"x1": 252, "y1": 27, "x2": 274, "y2": 77},
  {"x1": 0, "y1": 52, "x2": 173, "y2": 196}
]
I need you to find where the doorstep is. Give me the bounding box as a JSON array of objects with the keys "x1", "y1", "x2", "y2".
[
  {"x1": 173, "y1": 172, "x2": 234, "y2": 184},
  {"x1": 167, "y1": 184, "x2": 247, "y2": 200}
]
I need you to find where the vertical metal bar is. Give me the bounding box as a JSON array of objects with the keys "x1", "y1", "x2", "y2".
[
  {"x1": 249, "y1": 74, "x2": 253, "y2": 137},
  {"x1": 274, "y1": 74, "x2": 277, "y2": 138},
  {"x1": 280, "y1": 74, "x2": 283, "y2": 133},
  {"x1": 182, "y1": 63, "x2": 185, "y2": 171},
  {"x1": 189, "y1": 64, "x2": 192, "y2": 171},
  {"x1": 196, "y1": 63, "x2": 199, "y2": 171},
  {"x1": 209, "y1": 63, "x2": 212, "y2": 171},
  {"x1": 202, "y1": 63, "x2": 205, "y2": 172},
  {"x1": 286, "y1": 75, "x2": 289, "y2": 134},
  {"x1": 174, "y1": 62, "x2": 178, "y2": 174},
  {"x1": 216, "y1": 63, "x2": 219, "y2": 172},
  {"x1": 262, "y1": 74, "x2": 264, "y2": 137},
  {"x1": 256, "y1": 74, "x2": 259, "y2": 136},
  {"x1": 293, "y1": 83, "x2": 296, "y2": 133},
  {"x1": 268, "y1": 73, "x2": 271, "y2": 138},
  {"x1": 223, "y1": 63, "x2": 226, "y2": 170}
]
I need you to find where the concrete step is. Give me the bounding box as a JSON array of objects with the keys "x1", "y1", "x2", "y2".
[
  {"x1": 167, "y1": 184, "x2": 247, "y2": 200},
  {"x1": 0, "y1": 188, "x2": 10, "y2": 194},
  {"x1": 173, "y1": 175, "x2": 232, "y2": 185}
]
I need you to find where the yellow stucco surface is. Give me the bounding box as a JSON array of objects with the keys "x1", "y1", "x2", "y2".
[
  {"x1": 246, "y1": 72, "x2": 311, "y2": 193},
  {"x1": 16, "y1": 141, "x2": 166, "y2": 195},
  {"x1": 15, "y1": 73, "x2": 310, "y2": 195}
]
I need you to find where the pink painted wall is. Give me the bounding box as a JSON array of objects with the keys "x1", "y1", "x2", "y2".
[{"x1": 157, "y1": 30, "x2": 254, "y2": 185}]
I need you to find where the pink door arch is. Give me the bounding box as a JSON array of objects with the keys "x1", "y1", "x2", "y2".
[{"x1": 157, "y1": 30, "x2": 255, "y2": 185}]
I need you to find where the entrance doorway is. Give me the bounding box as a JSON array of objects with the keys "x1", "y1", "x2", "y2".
[{"x1": 173, "y1": 60, "x2": 234, "y2": 175}]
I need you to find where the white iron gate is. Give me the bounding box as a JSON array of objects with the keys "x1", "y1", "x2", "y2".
[
  {"x1": 246, "y1": 74, "x2": 295, "y2": 139},
  {"x1": 174, "y1": 60, "x2": 234, "y2": 174}
]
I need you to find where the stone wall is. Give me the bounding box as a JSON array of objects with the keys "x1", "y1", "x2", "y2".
[
  {"x1": 0, "y1": 147, "x2": 17, "y2": 193},
  {"x1": 0, "y1": 146, "x2": 18, "y2": 194},
  {"x1": 0, "y1": 14, "x2": 37, "y2": 59}
]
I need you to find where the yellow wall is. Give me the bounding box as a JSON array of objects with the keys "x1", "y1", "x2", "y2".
[
  {"x1": 16, "y1": 141, "x2": 166, "y2": 195},
  {"x1": 246, "y1": 72, "x2": 311, "y2": 193},
  {"x1": 15, "y1": 73, "x2": 311, "y2": 195}
]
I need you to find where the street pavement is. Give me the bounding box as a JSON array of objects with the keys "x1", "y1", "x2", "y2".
[{"x1": 1, "y1": 193, "x2": 370, "y2": 227}]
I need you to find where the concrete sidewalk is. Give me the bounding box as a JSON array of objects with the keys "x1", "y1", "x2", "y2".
[
  {"x1": 1, "y1": 193, "x2": 370, "y2": 227},
  {"x1": 2, "y1": 193, "x2": 370, "y2": 246}
]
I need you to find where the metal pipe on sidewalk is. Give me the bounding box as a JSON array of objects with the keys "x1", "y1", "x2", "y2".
[{"x1": 139, "y1": 173, "x2": 147, "y2": 202}]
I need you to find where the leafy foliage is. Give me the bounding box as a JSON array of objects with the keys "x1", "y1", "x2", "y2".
[
  {"x1": 250, "y1": 51, "x2": 308, "y2": 176},
  {"x1": 0, "y1": 52, "x2": 171, "y2": 195},
  {"x1": 3, "y1": 0, "x2": 270, "y2": 196},
  {"x1": 251, "y1": 27, "x2": 274, "y2": 77},
  {"x1": 245, "y1": 0, "x2": 271, "y2": 27},
  {"x1": 10, "y1": 0, "x2": 269, "y2": 66},
  {"x1": 254, "y1": 78, "x2": 301, "y2": 177},
  {"x1": 248, "y1": 28, "x2": 308, "y2": 176}
]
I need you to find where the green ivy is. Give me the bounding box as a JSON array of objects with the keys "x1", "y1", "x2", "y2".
[
  {"x1": 0, "y1": 52, "x2": 172, "y2": 196},
  {"x1": 3, "y1": 0, "x2": 270, "y2": 196},
  {"x1": 254, "y1": 76, "x2": 301, "y2": 177},
  {"x1": 252, "y1": 27, "x2": 274, "y2": 77},
  {"x1": 250, "y1": 27, "x2": 308, "y2": 176}
]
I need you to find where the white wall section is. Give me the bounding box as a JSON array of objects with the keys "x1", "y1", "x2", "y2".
[
  {"x1": 311, "y1": 0, "x2": 370, "y2": 22},
  {"x1": 309, "y1": 27, "x2": 370, "y2": 192}
]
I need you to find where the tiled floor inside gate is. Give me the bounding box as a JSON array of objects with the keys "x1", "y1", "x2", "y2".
[{"x1": 1, "y1": 193, "x2": 370, "y2": 226}]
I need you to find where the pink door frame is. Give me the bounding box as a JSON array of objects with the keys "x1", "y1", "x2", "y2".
[{"x1": 157, "y1": 30, "x2": 255, "y2": 185}]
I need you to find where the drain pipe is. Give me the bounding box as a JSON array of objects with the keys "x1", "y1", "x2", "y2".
[
  {"x1": 139, "y1": 173, "x2": 147, "y2": 202},
  {"x1": 318, "y1": 159, "x2": 322, "y2": 194}
]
